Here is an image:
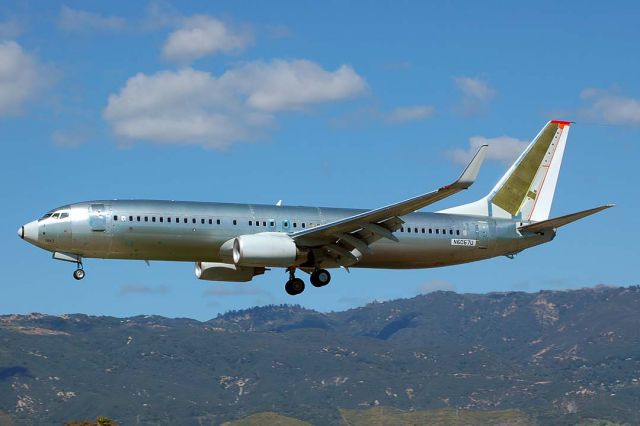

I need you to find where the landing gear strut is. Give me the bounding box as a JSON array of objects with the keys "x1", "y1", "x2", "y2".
[
  {"x1": 310, "y1": 269, "x2": 331, "y2": 287},
  {"x1": 285, "y1": 268, "x2": 305, "y2": 296},
  {"x1": 73, "y1": 261, "x2": 85, "y2": 280}
]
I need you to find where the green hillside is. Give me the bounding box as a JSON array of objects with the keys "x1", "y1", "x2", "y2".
[{"x1": 1, "y1": 286, "x2": 639, "y2": 425}]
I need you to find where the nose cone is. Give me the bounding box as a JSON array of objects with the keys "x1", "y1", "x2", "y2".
[{"x1": 20, "y1": 221, "x2": 39, "y2": 244}]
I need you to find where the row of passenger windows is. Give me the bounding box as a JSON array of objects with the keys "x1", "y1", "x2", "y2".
[
  {"x1": 400, "y1": 226, "x2": 461, "y2": 236},
  {"x1": 113, "y1": 215, "x2": 314, "y2": 229}
]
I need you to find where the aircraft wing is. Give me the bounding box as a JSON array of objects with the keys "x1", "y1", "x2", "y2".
[
  {"x1": 518, "y1": 204, "x2": 614, "y2": 233},
  {"x1": 291, "y1": 145, "x2": 487, "y2": 265}
]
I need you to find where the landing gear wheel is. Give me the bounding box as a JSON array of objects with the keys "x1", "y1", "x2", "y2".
[
  {"x1": 310, "y1": 269, "x2": 331, "y2": 287},
  {"x1": 73, "y1": 269, "x2": 85, "y2": 280},
  {"x1": 285, "y1": 278, "x2": 305, "y2": 295}
]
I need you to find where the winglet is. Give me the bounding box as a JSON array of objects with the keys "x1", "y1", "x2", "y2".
[{"x1": 452, "y1": 144, "x2": 487, "y2": 189}]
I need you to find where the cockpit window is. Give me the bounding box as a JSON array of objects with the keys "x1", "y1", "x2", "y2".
[
  {"x1": 60, "y1": 212, "x2": 69, "y2": 219},
  {"x1": 40, "y1": 213, "x2": 53, "y2": 220},
  {"x1": 51, "y1": 213, "x2": 60, "y2": 219}
]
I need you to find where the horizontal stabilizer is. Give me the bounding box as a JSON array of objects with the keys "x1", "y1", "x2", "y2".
[{"x1": 519, "y1": 204, "x2": 614, "y2": 233}]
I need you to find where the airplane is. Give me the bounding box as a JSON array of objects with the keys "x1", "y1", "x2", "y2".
[{"x1": 18, "y1": 120, "x2": 612, "y2": 295}]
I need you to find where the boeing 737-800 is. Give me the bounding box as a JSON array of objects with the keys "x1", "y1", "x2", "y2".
[{"x1": 18, "y1": 120, "x2": 611, "y2": 295}]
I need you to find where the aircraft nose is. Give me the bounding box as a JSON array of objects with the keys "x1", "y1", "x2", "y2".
[{"x1": 20, "y1": 221, "x2": 39, "y2": 244}]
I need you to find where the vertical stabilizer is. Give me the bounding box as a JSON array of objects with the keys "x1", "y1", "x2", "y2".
[{"x1": 440, "y1": 120, "x2": 571, "y2": 221}]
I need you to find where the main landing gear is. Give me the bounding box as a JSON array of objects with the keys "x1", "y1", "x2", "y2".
[
  {"x1": 73, "y1": 261, "x2": 85, "y2": 280},
  {"x1": 284, "y1": 268, "x2": 331, "y2": 295},
  {"x1": 310, "y1": 269, "x2": 331, "y2": 287}
]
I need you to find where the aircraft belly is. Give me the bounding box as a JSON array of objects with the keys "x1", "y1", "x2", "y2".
[{"x1": 357, "y1": 238, "x2": 484, "y2": 269}]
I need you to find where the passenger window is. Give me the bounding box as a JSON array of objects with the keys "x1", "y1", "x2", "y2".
[
  {"x1": 263, "y1": 221, "x2": 267, "y2": 226},
  {"x1": 209, "y1": 219, "x2": 212, "y2": 225},
  {"x1": 249, "y1": 220, "x2": 252, "y2": 226},
  {"x1": 233, "y1": 219, "x2": 237, "y2": 225},
  {"x1": 192, "y1": 218, "x2": 196, "y2": 224},
  {"x1": 129, "y1": 216, "x2": 133, "y2": 222},
  {"x1": 449, "y1": 229, "x2": 453, "y2": 235},
  {"x1": 414, "y1": 227, "x2": 418, "y2": 233},
  {"x1": 183, "y1": 218, "x2": 187, "y2": 224},
  {"x1": 302, "y1": 223, "x2": 305, "y2": 228},
  {"x1": 113, "y1": 215, "x2": 118, "y2": 221},
  {"x1": 442, "y1": 229, "x2": 446, "y2": 234},
  {"x1": 160, "y1": 217, "x2": 163, "y2": 223},
  {"x1": 456, "y1": 230, "x2": 460, "y2": 235},
  {"x1": 152, "y1": 217, "x2": 156, "y2": 222},
  {"x1": 217, "y1": 219, "x2": 221, "y2": 225},
  {"x1": 436, "y1": 229, "x2": 439, "y2": 234},
  {"x1": 421, "y1": 228, "x2": 425, "y2": 234},
  {"x1": 293, "y1": 223, "x2": 297, "y2": 228},
  {"x1": 269, "y1": 220, "x2": 275, "y2": 227},
  {"x1": 144, "y1": 217, "x2": 148, "y2": 222}
]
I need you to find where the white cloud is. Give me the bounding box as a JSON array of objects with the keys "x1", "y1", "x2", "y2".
[
  {"x1": 384, "y1": 105, "x2": 434, "y2": 124},
  {"x1": 104, "y1": 60, "x2": 366, "y2": 148},
  {"x1": 418, "y1": 280, "x2": 456, "y2": 294},
  {"x1": 58, "y1": 6, "x2": 126, "y2": 32},
  {"x1": 580, "y1": 88, "x2": 640, "y2": 126},
  {"x1": 448, "y1": 135, "x2": 528, "y2": 165},
  {"x1": 0, "y1": 19, "x2": 23, "y2": 39},
  {"x1": 454, "y1": 76, "x2": 495, "y2": 116},
  {"x1": 220, "y1": 59, "x2": 366, "y2": 112},
  {"x1": 162, "y1": 15, "x2": 252, "y2": 63},
  {"x1": 204, "y1": 285, "x2": 270, "y2": 297},
  {"x1": 52, "y1": 129, "x2": 88, "y2": 147},
  {"x1": 0, "y1": 40, "x2": 46, "y2": 116},
  {"x1": 119, "y1": 284, "x2": 169, "y2": 296}
]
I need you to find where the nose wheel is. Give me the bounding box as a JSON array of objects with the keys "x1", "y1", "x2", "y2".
[{"x1": 73, "y1": 261, "x2": 85, "y2": 280}]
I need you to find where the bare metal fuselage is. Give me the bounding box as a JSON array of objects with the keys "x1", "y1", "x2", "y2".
[{"x1": 29, "y1": 200, "x2": 553, "y2": 269}]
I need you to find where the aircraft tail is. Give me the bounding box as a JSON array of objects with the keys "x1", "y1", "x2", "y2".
[{"x1": 440, "y1": 120, "x2": 571, "y2": 221}]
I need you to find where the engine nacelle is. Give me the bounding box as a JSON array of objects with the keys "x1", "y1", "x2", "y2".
[
  {"x1": 195, "y1": 262, "x2": 264, "y2": 282},
  {"x1": 220, "y1": 232, "x2": 306, "y2": 267}
]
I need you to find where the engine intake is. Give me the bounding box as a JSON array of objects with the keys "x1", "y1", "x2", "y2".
[{"x1": 221, "y1": 232, "x2": 306, "y2": 267}]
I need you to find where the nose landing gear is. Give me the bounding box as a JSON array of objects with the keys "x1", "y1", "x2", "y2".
[{"x1": 73, "y1": 261, "x2": 85, "y2": 280}]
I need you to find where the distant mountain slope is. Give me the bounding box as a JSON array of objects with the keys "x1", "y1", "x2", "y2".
[{"x1": 1, "y1": 286, "x2": 639, "y2": 425}]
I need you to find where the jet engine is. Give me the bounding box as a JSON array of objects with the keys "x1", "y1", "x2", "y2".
[
  {"x1": 220, "y1": 232, "x2": 307, "y2": 267},
  {"x1": 195, "y1": 262, "x2": 265, "y2": 282}
]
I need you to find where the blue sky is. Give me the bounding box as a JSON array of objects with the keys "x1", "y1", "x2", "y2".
[{"x1": 1, "y1": 1, "x2": 638, "y2": 321}]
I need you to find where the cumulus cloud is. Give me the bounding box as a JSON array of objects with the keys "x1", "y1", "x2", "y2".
[
  {"x1": 454, "y1": 76, "x2": 495, "y2": 116},
  {"x1": 448, "y1": 135, "x2": 528, "y2": 165},
  {"x1": 58, "y1": 6, "x2": 126, "y2": 32},
  {"x1": 418, "y1": 280, "x2": 456, "y2": 294},
  {"x1": 579, "y1": 88, "x2": 640, "y2": 126},
  {"x1": 162, "y1": 15, "x2": 252, "y2": 63},
  {"x1": 384, "y1": 105, "x2": 434, "y2": 124},
  {"x1": 119, "y1": 284, "x2": 169, "y2": 296},
  {"x1": 0, "y1": 40, "x2": 47, "y2": 116},
  {"x1": 103, "y1": 60, "x2": 366, "y2": 148}
]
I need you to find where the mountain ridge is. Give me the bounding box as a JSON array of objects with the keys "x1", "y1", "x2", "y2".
[{"x1": 1, "y1": 285, "x2": 639, "y2": 425}]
